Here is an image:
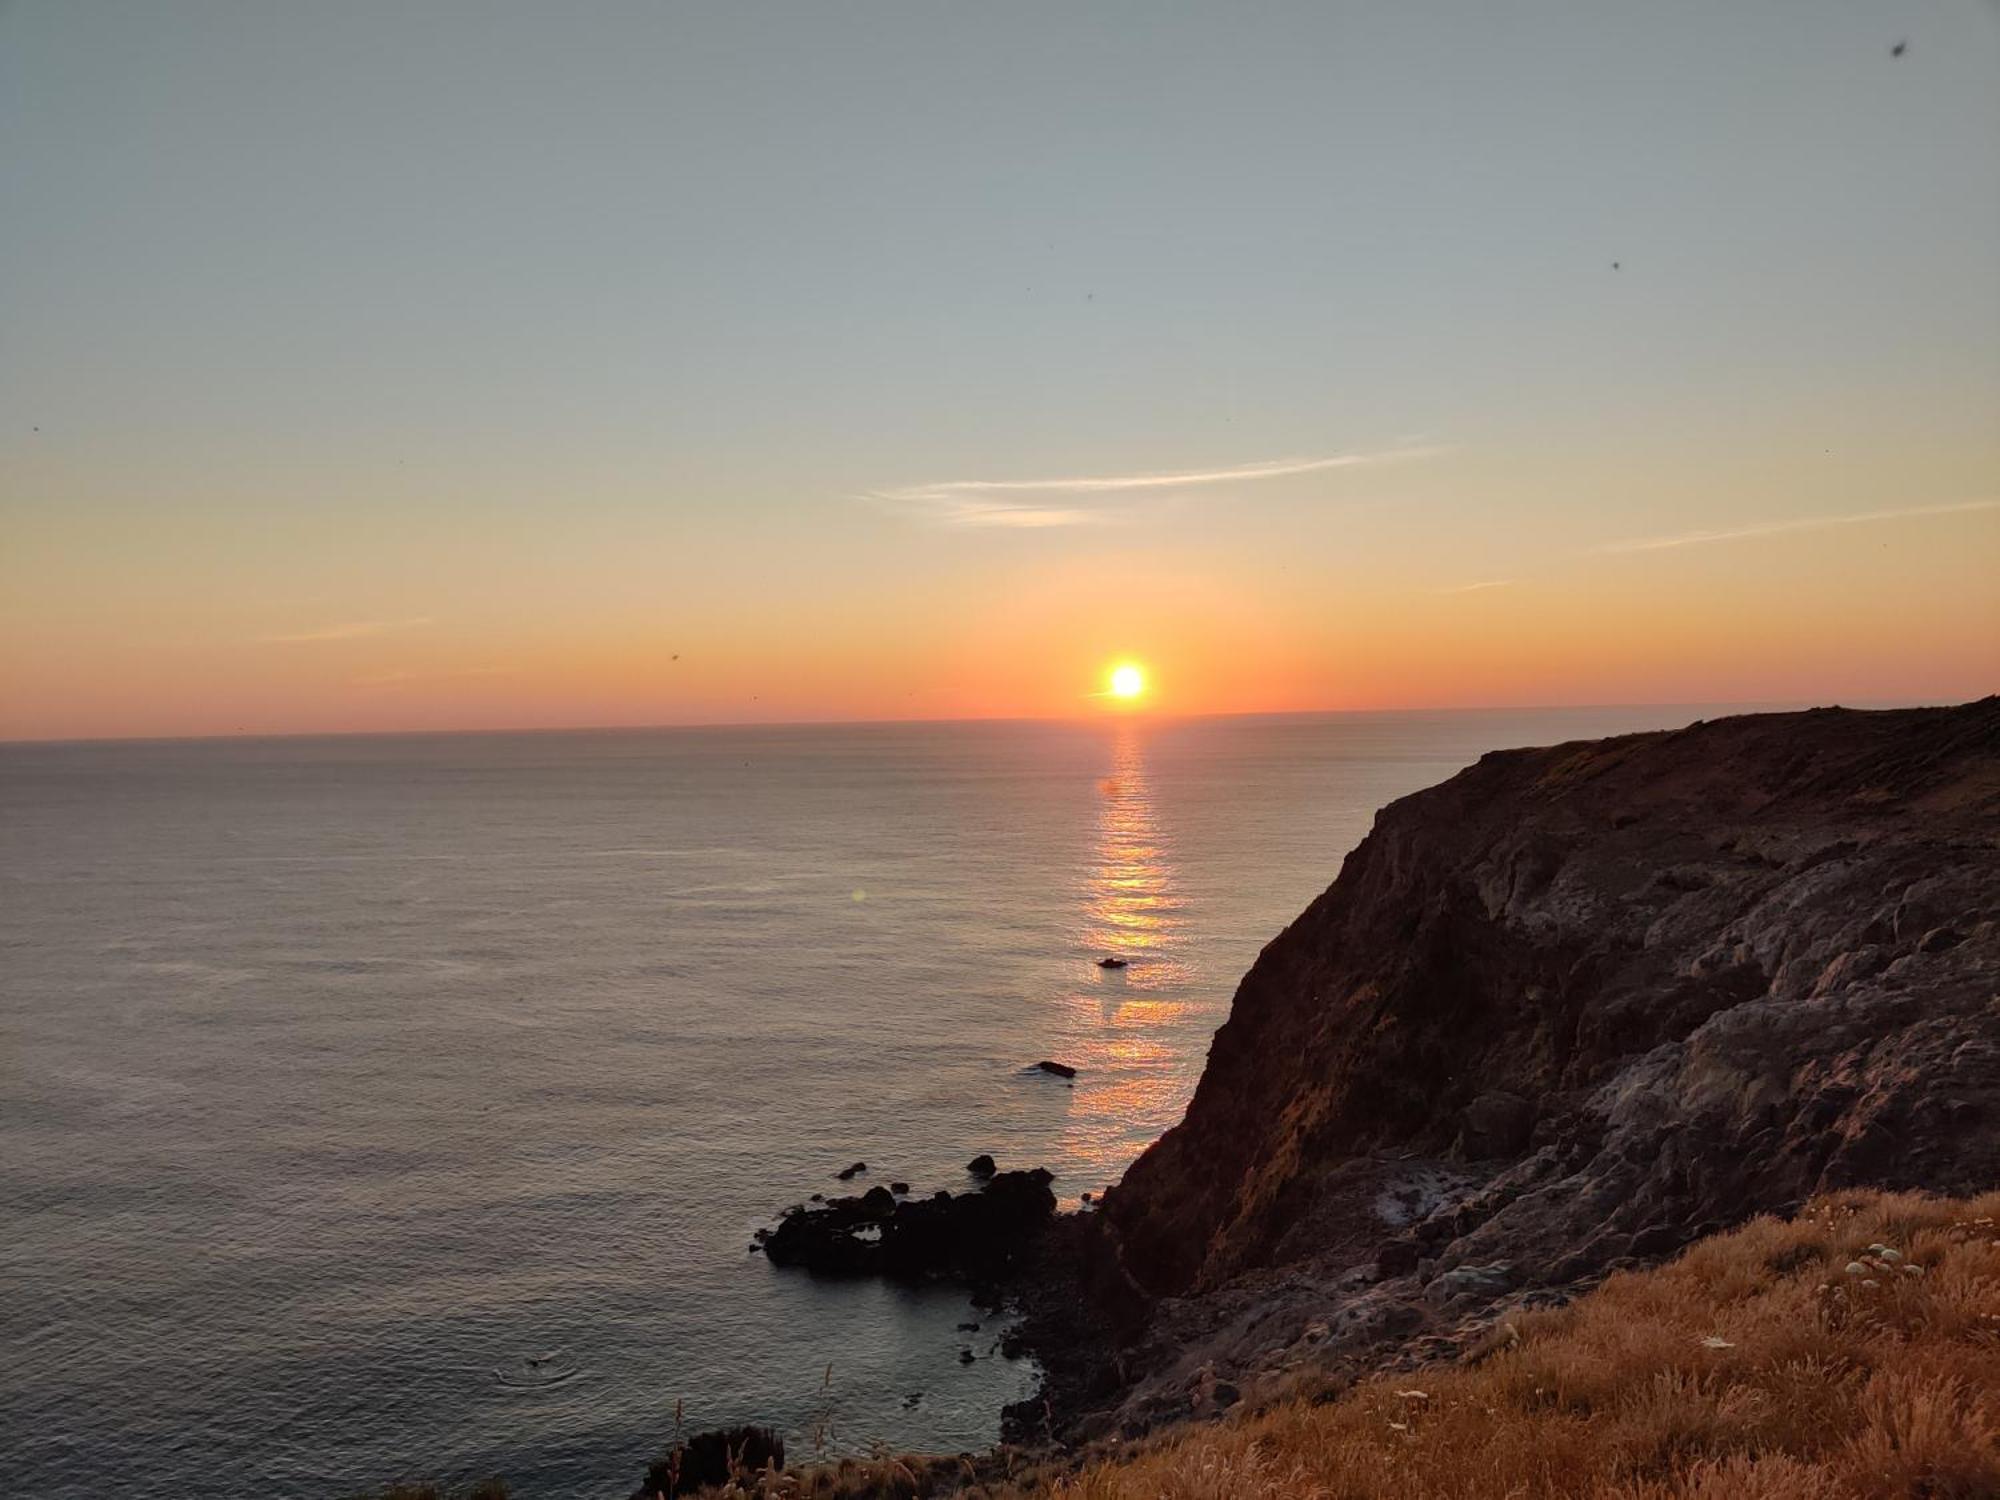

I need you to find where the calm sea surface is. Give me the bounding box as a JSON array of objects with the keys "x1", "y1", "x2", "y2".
[{"x1": 1, "y1": 708, "x2": 1714, "y2": 1498}]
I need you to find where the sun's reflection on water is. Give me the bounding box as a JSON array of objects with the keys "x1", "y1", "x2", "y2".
[
  {"x1": 1056, "y1": 726, "x2": 1201, "y2": 1184},
  {"x1": 1083, "y1": 728, "x2": 1186, "y2": 983}
]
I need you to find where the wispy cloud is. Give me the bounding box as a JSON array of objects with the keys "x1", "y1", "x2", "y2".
[
  {"x1": 259, "y1": 617, "x2": 435, "y2": 645},
  {"x1": 871, "y1": 447, "x2": 1441, "y2": 528},
  {"x1": 1593, "y1": 499, "x2": 1998, "y2": 555},
  {"x1": 1438, "y1": 578, "x2": 1516, "y2": 594}
]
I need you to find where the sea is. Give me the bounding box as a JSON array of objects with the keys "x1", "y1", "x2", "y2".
[{"x1": 0, "y1": 707, "x2": 1719, "y2": 1499}]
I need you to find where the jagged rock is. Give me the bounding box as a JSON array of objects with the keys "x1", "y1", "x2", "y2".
[
  {"x1": 764, "y1": 1168, "x2": 1056, "y2": 1280},
  {"x1": 835, "y1": 1162, "x2": 866, "y2": 1181},
  {"x1": 1375, "y1": 1237, "x2": 1421, "y2": 1277},
  {"x1": 1425, "y1": 1263, "x2": 1514, "y2": 1304},
  {"x1": 967, "y1": 1154, "x2": 998, "y2": 1179},
  {"x1": 1034, "y1": 1060, "x2": 1079, "y2": 1079},
  {"x1": 1457, "y1": 1091, "x2": 1535, "y2": 1158}
]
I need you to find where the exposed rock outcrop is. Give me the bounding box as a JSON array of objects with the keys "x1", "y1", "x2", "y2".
[
  {"x1": 764, "y1": 1168, "x2": 1057, "y2": 1281},
  {"x1": 1045, "y1": 699, "x2": 2000, "y2": 1437}
]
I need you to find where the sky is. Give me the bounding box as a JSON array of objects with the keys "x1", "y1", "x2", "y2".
[{"x1": 1, "y1": 1, "x2": 1995, "y2": 740}]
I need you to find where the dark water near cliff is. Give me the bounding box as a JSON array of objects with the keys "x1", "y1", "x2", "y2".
[{"x1": 0, "y1": 708, "x2": 1716, "y2": 1498}]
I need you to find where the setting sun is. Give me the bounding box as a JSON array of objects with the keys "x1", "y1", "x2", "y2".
[{"x1": 1109, "y1": 663, "x2": 1146, "y2": 700}]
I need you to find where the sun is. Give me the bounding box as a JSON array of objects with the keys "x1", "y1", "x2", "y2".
[{"x1": 1109, "y1": 663, "x2": 1145, "y2": 700}]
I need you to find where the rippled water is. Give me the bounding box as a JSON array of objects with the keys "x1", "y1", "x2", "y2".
[{"x1": 0, "y1": 708, "x2": 1708, "y2": 1498}]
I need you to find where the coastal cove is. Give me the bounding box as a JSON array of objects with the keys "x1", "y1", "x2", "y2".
[{"x1": 2, "y1": 707, "x2": 1709, "y2": 1499}]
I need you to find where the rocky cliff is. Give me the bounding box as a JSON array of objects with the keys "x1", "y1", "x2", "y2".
[{"x1": 1058, "y1": 699, "x2": 2000, "y2": 1435}]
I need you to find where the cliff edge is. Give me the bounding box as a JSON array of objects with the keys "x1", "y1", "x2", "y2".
[{"x1": 1067, "y1": 699, "x2": 2000, "y2": 1434}]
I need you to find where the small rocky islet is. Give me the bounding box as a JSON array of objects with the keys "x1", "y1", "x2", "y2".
[{"x1": 758, "y1": 1157, "x2": 1058, "y2": 1282}]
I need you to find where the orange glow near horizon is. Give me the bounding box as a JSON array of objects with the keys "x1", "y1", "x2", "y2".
[{"x1": 1, "y1": 483, "x2": 1996, "y2": 741}]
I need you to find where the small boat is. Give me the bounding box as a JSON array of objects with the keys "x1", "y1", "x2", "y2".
[{"x1": 1096, "y1": 956, "x2": 1128, "y2": 969}]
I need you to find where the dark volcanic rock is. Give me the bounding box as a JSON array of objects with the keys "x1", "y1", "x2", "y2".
[
  {"x1": 634, "y1": 1425, "x2": 783, "y2": 1498},
  {"x1": 835, "y1": 1161, "x2": 866, "y2": 1181},
  {"x1": 764, "y1": 1168, "x2": 1056, "y2": 1281},
  {"x1": 1037, "y1": 700, "x2": 2000, "y2": 1438},
  {"x1": 1033, "y1": 1060, "x2": 1079, "y2": 1079},
  {"x1": 1458, "y1": 1090, "x2": 1535, "y2": 1158},
  {"x1": 967, "y1": 1153, "x2": 998, "y2": 1179}
]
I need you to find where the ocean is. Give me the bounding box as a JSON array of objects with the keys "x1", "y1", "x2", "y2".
[{"x1": 0, "y1": 707, "x2": 1712, "y2": 1498}]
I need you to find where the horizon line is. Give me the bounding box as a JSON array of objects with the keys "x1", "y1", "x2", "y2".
[{"x1": 2, "y1": 694, "x2": 1974, "y2": 750}]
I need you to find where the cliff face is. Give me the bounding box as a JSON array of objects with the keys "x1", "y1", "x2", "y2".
[{"x1": 1073, "y1": 700, "x2": 1999, "y2": 1430}]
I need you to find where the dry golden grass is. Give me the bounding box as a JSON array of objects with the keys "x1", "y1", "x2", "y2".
[
  {"x1": 1031, "y1": 1190, "x2": 2000, "y2": 1500},
  {"x1": 710, "y1": 1190, "x2": 2000, "y2": 1500}
]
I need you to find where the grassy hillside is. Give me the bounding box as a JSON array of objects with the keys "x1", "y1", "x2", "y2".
[{"x1": 1030, "y1": 1189, "x2": 2000, "y2": 1500}]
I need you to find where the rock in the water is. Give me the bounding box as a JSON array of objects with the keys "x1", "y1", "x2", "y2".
[
  {"x1": 764, "y1": 1167, "x2": 1057, "y2": 1281},
  {"x1": 890, "y1": 1181, "x2": 911, "y2": 1195},
  {"x1": 634, "y1": 1425, "x2": 783, "y2": 1499},
  {"x1": 835, "y1": 1161, "x2": 866, "y2": 1181},
  {"x1": 1033, "y1": 1060, "x2": 1078, "y2": 1079},
  {"x1": 967, "y1": 1153, "x2": 998, "y2": 1179}
]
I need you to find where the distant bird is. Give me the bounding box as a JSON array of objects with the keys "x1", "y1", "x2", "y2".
[
  {"x1": 1891, "y1": 40, "x2": 1906, "y2": 57},
  {"x1": 1612, "y1": 261, "x2": 1622, "y2": 271}
]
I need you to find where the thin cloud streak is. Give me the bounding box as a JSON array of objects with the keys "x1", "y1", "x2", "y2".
[
  {"x1": 260, "y1": 616, "x2": 435, "y2": 644},
  {"x1": 872, "y1": 446, "x2": 1441, "y2": 528},
  {"x1": 1594, "y1": 499, "x2": 1998, "y2": 555},
  {"x1": 916, "y1": 499, "x2": 1105, "y2": 529},
  {"x1": 1439, "y1": 578, "x2": 1516, "y2": 594}
]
